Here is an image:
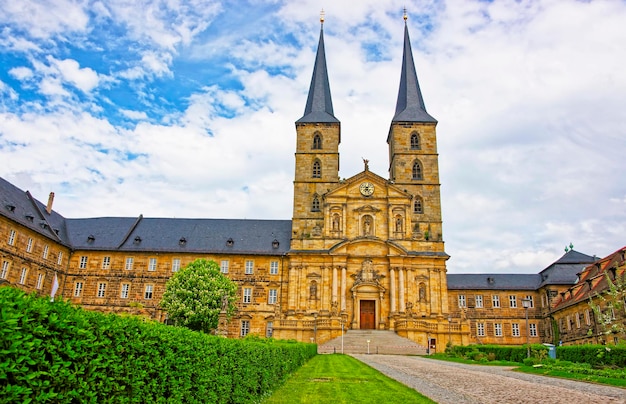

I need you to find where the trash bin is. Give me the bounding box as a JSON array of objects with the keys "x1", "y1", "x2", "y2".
[{"x1": 543, "y1": 343, "x2": 556, "y2": 359}]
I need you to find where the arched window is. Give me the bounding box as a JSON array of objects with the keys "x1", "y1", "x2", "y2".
[
  {"x1": 312, "y1": 133, "x2": 322, "y2": 149},
  {"x1": 412, "y1": 160, "x2": 423, "y2": 180},
  {"x1": 413, "y1": 197, "x2": 423, "y2": 214},
  {"x1": 410, "y1": 132, "x2": 420, "y2": 149},
  {"x1": 312, "y1": 195, "x2": 320, "y2": 212},
  {"x1": 312, "y1": 160, "x2": 321, "y2": 178}
]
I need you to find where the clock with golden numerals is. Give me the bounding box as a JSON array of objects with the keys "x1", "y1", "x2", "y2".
[{"x1": 359, "y1": 182, "x2": 374, "y2": 196}]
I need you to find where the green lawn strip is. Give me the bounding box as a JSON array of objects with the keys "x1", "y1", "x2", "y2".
[
  {"x1": 263, "y1": 355, "x2": 435, "y2": 404},
  {"x1": 425, "y1": 353, "x2": 520, "y2": 367}
]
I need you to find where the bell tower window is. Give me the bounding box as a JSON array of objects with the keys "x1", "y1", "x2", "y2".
[
  {"x1": 312, "y1": 159, "x2": 321, "y2": 178},
  {"x1": 412, "y1": 160, "x2": 423, "y2": 180},
  {"x1": 312, "y1": 195, "x2": 321, "y2": 212},
  {"x1": 413, "y1": 197, "x2": 423, "y2": 214},
  {"x1": 410, "y1": 132, "x2": 420, "y2": 149},
  {"x1": 312, "y1": 132, "x2": 322, "y2": 149}
]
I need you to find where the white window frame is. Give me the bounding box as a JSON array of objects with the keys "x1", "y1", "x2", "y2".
[
  {"x1": 458, "y1": 295, "x2": 466, "y2": 308},
  {"x1": 566, "y1": 315, "x2": 571, "y2": 330},
  {"x1": 243, "y1": 287, "x2": 252, "y2": 303},
  {"x1": 102, "y1": 256, "x2": 111, "y2": 269},
  {"x1": 477, "y1": 322, "x2": 485, "y2": 337},
  {"x1": 172, "y1": 258, "x2": 181, "y2": 272},
  {"x1": 512, "y1": 323, "x2": 520, "y2": 337},
  {"x1": 36, "y1": 273, "x2": 44, "y2": 289},
  {"x1": 584, "y1": 309, "x2": 591, "y2": 325},
  {"x1": 26, "y1": 238, "x2": 33, "y2": 253},
  {"x1": 475, "y1": 295, "x2": 483, "y2": 308},
  {"x1": 125, "y1": 257, "x2": 134, "y2": 270},
  {"x1": 240, "y1": 320, "x2": 250, "y2": 337},
  {"x1": 529, "y1": 323, "x2": 537, "y2": 337},
  {"x1": 270, "y1": 261, "x2": 279, "y2": 275},
  {"x1": 19, "y1": 268, "x2": 27, "y2": 285},
  {"x1": 57, "y1": 252, "x2": 63, "y2": 265},
  {"x1": 97, "y1": 282, "x2": 106, "y2": 298},
  {"x1": 525, "y1": 295, "x2": 534, "y2": 308},
  {"x1": 8, "y1": 229, "x2": 16, "y2": 245},
  {"x1": 268, "y1": 289, "x2": 277, "y2": 304},
  {"x1": 494, "y1": 323, "x2": 503, "y2": 337},
  {"x1": 509, "y1": 295, "x2": 517, "y2": 308},
  {"x1": 1, "y1": 261, "x2": 9, "y2": 279},
  {"x1": 144, "y1": 284, "x2": 153, "y2": 299},
  {"x1": 266, "y1": 321, "x2": 273, "y2": 338},
  {"x1": 74, "y1": 282, "x2": 84, "y2": 297},
  {"x1": 79, "y1": 256, "x2": 88, "y2": 269},
  {"x1": 575, "y1": 312, "x2": 581, "y2": 328},
  {"x1": 42, "y1": 245, "x2": 49, "y2": 259},
  {"x1": 220, "y1": 260, "x2": 229, "y2": 274},
  {"x1": 148, "y1": 258, "x2": 157, "y2": 272},
  {"x1": 120, "y1": 283, "x2": 130, "y2": 299},
  {"x1": 492, "y1": 295, "x2": 500, "y2": 308},
  {"x1": 245, "y1": 260, "x2": 254, "y2": 275}
]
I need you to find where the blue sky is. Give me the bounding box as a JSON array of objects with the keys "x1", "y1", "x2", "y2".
[{"x1": 1, "y1": 0, "x2": 625, "y2": 274}]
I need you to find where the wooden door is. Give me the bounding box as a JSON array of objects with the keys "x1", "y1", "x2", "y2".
[{"x1": 360, "y1": 300, "x2": 376, "y2": 329}]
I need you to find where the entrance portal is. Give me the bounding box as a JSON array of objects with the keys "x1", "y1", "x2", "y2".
[{"x1": 360, "y1": 300, "x2": 376, "y2": 329}]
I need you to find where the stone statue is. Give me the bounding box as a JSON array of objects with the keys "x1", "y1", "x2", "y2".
[
  {"x1": 221, "y1": 294, "x2": 229, "y2": 311},
  {"x1": 419, "y1": 284, "x2": 426, "y2": 302},
  {"x1": 364, "y1": 216, "x2": 371, "y2": 235},
  {"x1": 396, "y1": 217, "x2": 403, "y2": 232},
  {"x1": 362, "y1": 158, "x2": 369, "y2": 171}
]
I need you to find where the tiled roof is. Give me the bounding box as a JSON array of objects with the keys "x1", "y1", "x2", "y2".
[
  {"x1": 538, "y1": 250, "x2": 598, "y2": 287},
  {"x1": 447, "y1": 273, "x2": 542, "y2": 290}
]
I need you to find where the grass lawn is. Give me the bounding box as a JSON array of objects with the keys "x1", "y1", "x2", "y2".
[{"x1": 263, "y1": 354, "x2": 435, "y2": 404}]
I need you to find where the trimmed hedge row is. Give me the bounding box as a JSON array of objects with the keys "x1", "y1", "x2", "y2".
[
  {"x1": 0, "y1": 287, "x2": 317, "y2": 403},
  {"x1": 448, "y1": 344, "x2": 548, "y2": 362},
  {"x1": 557, "y1": 345, "x2": 626, "y2": 368}
]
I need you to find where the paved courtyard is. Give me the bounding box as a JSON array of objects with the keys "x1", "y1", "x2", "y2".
[{"x1": 352, "y1": 354, "x2": 626, "y2": 403}]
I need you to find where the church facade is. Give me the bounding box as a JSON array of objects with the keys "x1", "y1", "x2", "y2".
[{"x1": 1, "y1": 18, "x2": 619, "y2": 352}]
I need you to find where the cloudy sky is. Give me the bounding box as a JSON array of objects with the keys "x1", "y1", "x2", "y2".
[{"x1": 1, "y1": 0, "x2": 625, "y2": 274}]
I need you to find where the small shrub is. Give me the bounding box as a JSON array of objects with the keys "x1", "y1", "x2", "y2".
[{"x1": 487, "y1": 352, "x2": 496, "y2": 361}]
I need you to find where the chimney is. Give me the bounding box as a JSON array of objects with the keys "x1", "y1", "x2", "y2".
[{"x1": 46, "y1": 192, "x2": 55, "y2": 214}]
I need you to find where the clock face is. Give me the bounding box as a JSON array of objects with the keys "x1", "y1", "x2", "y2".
[{"x1": 359, "y1": 182, "x2": 374, "y2": 196}]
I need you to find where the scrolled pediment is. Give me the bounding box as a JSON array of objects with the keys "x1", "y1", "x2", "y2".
[{"x1": 354, "y1": 205, "x2": 381, "y2": 213}]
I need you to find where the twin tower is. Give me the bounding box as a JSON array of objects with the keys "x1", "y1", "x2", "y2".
[{"x1": 277, "y1": 16, "x2": 450, "y2": 345}]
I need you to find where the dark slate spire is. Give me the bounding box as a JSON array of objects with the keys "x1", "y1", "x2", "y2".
[
  {"x1": 296, "y1": 20, "x2": 339, "y2": 124},
  {"x1": 392, "y1": 17, "x2": 437, "y2": 123}
]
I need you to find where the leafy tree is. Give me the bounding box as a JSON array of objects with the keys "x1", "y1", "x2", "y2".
[
  {"x1": 160, "y1": 259, "x2": 237, "y2": 333},
  {"x1": 588, "y1": 269, "x2": 626, "y2": 339}
]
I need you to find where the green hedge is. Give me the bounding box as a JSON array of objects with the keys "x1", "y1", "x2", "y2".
[
  {"x1": 557, "y1": 345, "x2": 626, "y2": 368},
  {"x1": 0, "y1": 287, "x2": 316, "y2": 403},
  {"x1": 448, "y1": 344, "x2": 548, "y2": 362}
]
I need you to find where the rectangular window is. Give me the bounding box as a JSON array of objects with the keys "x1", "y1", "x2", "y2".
[
  {"x1": 512, "y1": 323, "x2": 520, "y2": 337},
  {"x1": 57, "y1": 252, "x2": 63, "y2": 265},
  {"x1": 220, "y1": 260, "x2": 229, "y2": 274},
  {"x1": 1, "y1": 261, "x2": 9, "y2": 279},
  {"x1": 240, "y1": 320, "x2": 250, "y2": 337},
  {"x1": 458, "y1": 295, "x2": 466, "y2": 308},
  {"x1": 42, "y1": 245, "x2": 49, "y2": 259},
  {"x1": 270, "y1": 261, "x2": 279, "y2": 275},
  {"x1": 102, "y1": 256, "x2": 111, "y2": 269},
  {"x1": 120, "y1": 283, "x2": 130, "y2": 298},
  {"x1": 268, "y1": 289, "x2": 277, "y2": 304},
  {"x1": 79, "y1": 256, "x2": 88, "y2": 269},
  {"x1": 475, "y1": 295, "x2": 483, "y2": 308},
  {"x1": 245, "y1": 260, "x2": 254, "y2": 275},
  {"x1": 575, "y1": 312, "x2": 581, "y2": 328},
  {"x1": 492, "y1": 295, "x2": 500, "y2": 308},
  {"x1": 477, "y1": 322, "x2": 485, "y2": 337},
  {"x1": 541, "y1": 294, "x2": 546, "y2": 308},
  {"x1": 26, "y1": 238, "x2": 33, "y2": 253},
  {"x1": 525, "y1": 295, "x2": 534, "y2": 308},
  {"x1": 494, "y1": 323, "x2": 503, "y2": 337},
  {"x1": 172, "y1": 258, "x2": 181, "y2": 272},
  {"x1": 19, "y1": 268, "x2": 27, "y2": 284},
  {"x1": 529, "y1": 323, "x2": 537, "y2": 337},
  {"x1": 585, "y1": 309, "x2": 591, "y2": 325},
  {"x1": 97, "y1": 282, "x2": 106, "y2": 298},
  {"x1": 243, "y1": 287, "x2": 252, "y2": 303},
  {"x1": 509, "y1": 295, "x2": 517, "y2": 308},
  {"x1": 144, "y1": 284, "x2": 153, "y2": 299},
  {"x1": 125, "y1": 257, "x2": 134, "y2": 270},
  {"x1": 566, "y1": 315, "x2": 571, "y2": 330},
  {"x1": 74, "y1": 282, "x2": 84, "y2": 297},
  {"x1": 266, "y1": 321, "x2": 273, "y2": 338},
  {"x1": 8, "y1": 229, "x2": 16, "y2": 245},
  {"x1": 148, "y1": 258, "x2": 157, "y2": 272},
  {"x1": 36, "y1": 273, "x2": 44, "y2": 289}
]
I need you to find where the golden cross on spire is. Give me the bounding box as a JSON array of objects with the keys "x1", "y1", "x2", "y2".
[
  {"x1": 403, "y1": 7, "x2": 408, "y2": 22},
  {"x1": 320, "y1": 9, "x2": 325, "y2": 24}
]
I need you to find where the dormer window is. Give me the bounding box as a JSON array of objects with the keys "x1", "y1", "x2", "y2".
[
  {"x1": 87, "y1": 235, "x2": 96, "y2": 243},
  {"x1": 5, "y1": 204, "x2": 15, "y2": 212},
  {"x1": 272, "y1": 239, "x2": 279, "y2": 249},
  {"x1": 226, "y1": 238, "x2": 234, "y2": 247},
  {"x1": 179, "y1": 237, "x2": 187, "y2": 246},
  {"x1": 133, "y1": 236, "x2": 142, "y2": 244},
  {"x1": 25, "y1": 214, "x2": 34, "y2": 222}
]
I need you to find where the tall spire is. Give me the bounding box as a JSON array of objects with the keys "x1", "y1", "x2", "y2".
[
  {"x1": 392, "y1": 14, "x2": 436, "y2": 123},
  {"x1": 296, "y1": 15, "x2": 339, "y2": 124}
]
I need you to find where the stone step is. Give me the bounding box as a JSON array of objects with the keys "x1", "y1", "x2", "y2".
[{"x1": 318, "y1": 330, "x2": 427, "y2": 355}]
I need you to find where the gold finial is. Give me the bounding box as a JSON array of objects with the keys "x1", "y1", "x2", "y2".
[
  {"x1": 403, "y1": 7, "x2": 408, "y2": 21},
  {"x1": 320, "y1": 9, "x2": 325, "y2": 24}
]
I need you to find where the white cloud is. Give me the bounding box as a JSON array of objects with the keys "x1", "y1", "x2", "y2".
[
  {"x1": 120, "y1": 109, "x2": 148, "y2": 120},
  {"x1": 48, "y1": 57, "x2": 101, "y2": 93},
  {"x1": 8, "y1": 66, "x2": 33, "y2": 81}
]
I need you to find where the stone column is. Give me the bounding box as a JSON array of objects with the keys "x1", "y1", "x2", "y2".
[
  {"x1": 340, "y1": 267, "x2": 347, "y2": 311},
  {"x1": 332, "y1": 266, "x2": 338, "y2": 305},
  {"x1": 288, "y1": 266, "x2": 296, "y2": 310},
  {"x1": 399, "y1": 268, "x2": 405, "y2": 312},
  {"x1": 390, "y1": 267, "x2": 396, "y2": 313}
]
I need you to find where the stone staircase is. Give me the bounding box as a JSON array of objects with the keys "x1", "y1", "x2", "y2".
[{"x1": 318, "y1": 330, "x2": 427, "y2": 355}]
